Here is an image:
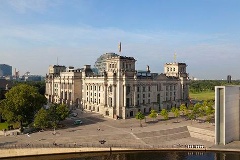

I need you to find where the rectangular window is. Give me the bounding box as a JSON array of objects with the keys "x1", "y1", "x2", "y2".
[
  {"x1": 148, "y1": 99, "x2": 150, "y2": 104},
  {"x1": 137, "y1": 87, "x2": 140, "y2": 92},
  {"x1": 143, "y1": 87, "x2": 145, "y2": 92},
  {"x1": 143, "y1": 100, "x2": 145, "y2": 104},
  {"x1": 148, "y1": 86, "x2": 151, "y2": 91},
  {"x1": 99, "y1": 99, "x2": 100, "y2": 103},
  {"x1": 126, "y1": 86, "x2": 131, "y2": 95},
  {"x1": 137, "y1": 94, "x2": 139, "y2": 98},
  {"x1": 99, "y1": 86, "x2": 101, "y2": 91},
  {"x1": 148, "y1": 93, "x2": 150, "y2": 97},
  {"x1": 109, "y1": 86, "x2": 112, "y2": 92},
  {"x1": 99, "y1": 93, "x2": 100, "y2": 97},
  {"x1": 143, "y1": 94, "x2": 145, "y2": 98}
]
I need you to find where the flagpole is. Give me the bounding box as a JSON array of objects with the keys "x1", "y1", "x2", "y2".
[{"x1": 118, "y1": 42, "x2": 121, "y2": 54}]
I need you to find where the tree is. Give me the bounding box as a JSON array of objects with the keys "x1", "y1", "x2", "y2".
[
  {"x1": 135, "y1": 112, "x2": 145, "y2": 127},
  {"x1": 160, "y1": 109, "x2": 169, "y2": 123},
  {"x1": 0, "y1": 84, "x2": 46, "y2": 130},
  {"x1": 188, "y1": 104, "x2": 194, "y2": 110},
  {"x1": 56, "y1": 104, "x2": 69, "y2": 121},
  {"x1": 179, "y1": 104, "x2": 187, "y2": 116},
  {"x1": 13, "y1": 81, "x2": 46, "y2": 96},
  {"x1": 187, "y1": 111, "x2": 195, "y2": 124},
  {"x1": 205, "y1": 106, "x2": 214, "y2": 122},
  {"x1": 173, "y1": 108, "x2": 180, "y2": 122},
  {"x1": 192, "y1": 103, "x2": 202, "y2": 119},
  {"x1": 148, "y1": 109, "x2": 157, "y2": 122},
  {"x1": 34, "y1": 108, "x2": 49, "y2": 129},
  {"x1": 48, "y1": 104, "x2": 69, "y2": 123},
  {"x1": 171, "y1": 107, "x2": 176, "y2": 115},
  {"x1": 48, "y1": 104, "x2": 69, "y2": 134}
]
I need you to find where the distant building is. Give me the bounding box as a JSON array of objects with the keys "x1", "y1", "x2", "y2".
[
  {"x1": 23, "y1": 75, "x2": 42, "y2": 81},
  {"x1": 45, "y1": 53, "x2": 190, "y2": 119},
  {"x1": 227, "y1": 75, "x2": 231, "y2": 83},
  {"x1": 0, "y1": 64, "x2": 12, "y2": 77}
]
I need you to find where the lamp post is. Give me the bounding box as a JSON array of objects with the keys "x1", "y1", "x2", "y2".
[{"x1": 80, "y1": 100, "x2": 84, "y2": 111}]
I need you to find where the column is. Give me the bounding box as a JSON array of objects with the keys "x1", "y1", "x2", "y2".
[
  {"x1": 123, "y1": 85, "x2": 126, "y2": 107},
  {"x1": 113, "y1": 84, "x2": 116, "y2": 107},
  {"x1": 104, "y1": 84, "x2": 108, "y2": 107},
  {"x1": 133, "y1": 85, "x2": 136, "y2": 106}
]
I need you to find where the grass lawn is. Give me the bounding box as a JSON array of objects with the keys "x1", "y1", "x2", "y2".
[
  {"x1": 189, "y1": 91, "x2": 215, "y2": 101},
  {"x1": 0, "y1": 122, "x2": 9, "y2": 130}
]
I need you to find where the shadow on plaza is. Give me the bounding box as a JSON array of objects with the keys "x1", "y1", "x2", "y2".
[
  {"x1": 59, "y1": 114, "x2": 107, "y2": 130},
  {"x1": 145, "y1": 116, "x2": 178, "y2": 124},
  {"x1": 0, "y1": 141, "x2": 18, "y2": 146}
]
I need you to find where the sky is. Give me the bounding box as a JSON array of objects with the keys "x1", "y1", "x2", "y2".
[{"x1": 1, "y1": 0, "x2": 240, "y2": 79}]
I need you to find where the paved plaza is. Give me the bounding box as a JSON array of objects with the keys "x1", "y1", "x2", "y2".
[{"x1": 0, "y1": 109, "x2": 215, "y2": 148}]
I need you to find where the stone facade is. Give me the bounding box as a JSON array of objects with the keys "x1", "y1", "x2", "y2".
[{"x1": 45, "y1": 53, "x2": 189, "y2": 119}]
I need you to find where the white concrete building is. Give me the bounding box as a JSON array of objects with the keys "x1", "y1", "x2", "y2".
[
  {"x1": 215, "y1": 86, "x2": 240, "y2": 145},
  {"x1": 45, "y1": 53, "x2": 190, "y2": 119}
]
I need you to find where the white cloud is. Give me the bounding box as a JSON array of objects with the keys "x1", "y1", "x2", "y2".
[
  {"x1": 7, "y1": 0, "x2": 61, "y2": 13},
  {"x1": 0, "y1": 23, "x2": 240, "y2": 79}
]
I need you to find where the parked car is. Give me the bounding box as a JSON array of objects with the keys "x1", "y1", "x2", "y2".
[
  {"x1": 71, "y1": 113, "x2": 78, "y2": 117},
  {"x1": 74, "y1": 120, "x2": 83, "y2": 125}
]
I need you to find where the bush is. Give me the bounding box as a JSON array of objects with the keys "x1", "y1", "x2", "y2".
[
  {"x1": 13, "y1": 122, "x2": 20, "y2": 129},
  {"x1": 0, "y1": 122, "x2": 9, "y2": 130}
]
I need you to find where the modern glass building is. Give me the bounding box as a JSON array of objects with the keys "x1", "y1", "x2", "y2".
[{"x1": 0, "y1": 64, "x2": 12, "y2": 77}]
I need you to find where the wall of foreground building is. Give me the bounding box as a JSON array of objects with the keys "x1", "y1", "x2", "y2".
[{"x1": 215, "y1": 86, "x2": 240, "y2": 145}]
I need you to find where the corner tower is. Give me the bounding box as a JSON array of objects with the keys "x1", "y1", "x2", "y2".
[
  {"x1": 164, "y1": 62, "x2": 189, "y2": 103},
  {"x1": 105, "y1": 55, "x2": 136, "y2": 78}
]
